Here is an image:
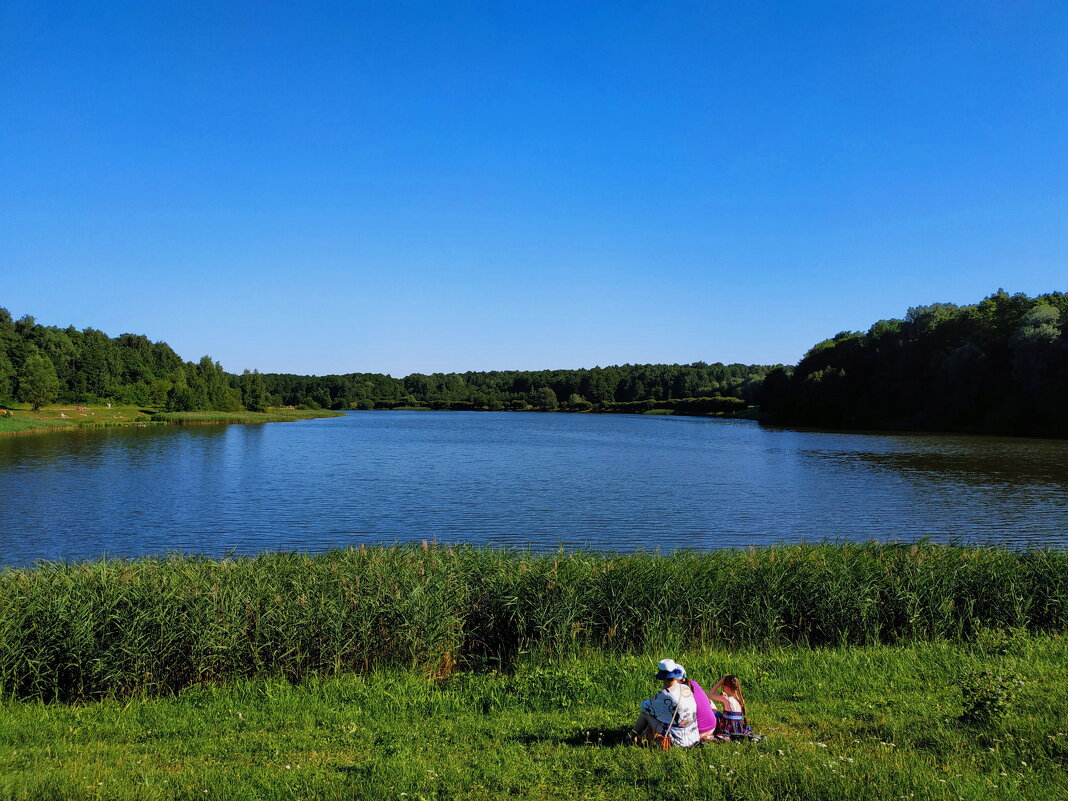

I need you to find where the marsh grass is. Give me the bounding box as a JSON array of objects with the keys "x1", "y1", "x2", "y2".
[
  {"x1": 1, "y1": 639, "x2": 1065, "y2": 800},
  {"x1": 1, "y1": 543, "x2": 1065, "y2": 702},
  {"x1": 0, "y1": 414, "x2": 77, "y2": 434},
  {"x1": 148, "y1": 409, "x2": 343, "y2": 424}
]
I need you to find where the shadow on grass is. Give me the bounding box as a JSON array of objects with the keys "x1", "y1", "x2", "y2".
[
  {"x1": 514, "y1": 725, "x2": 637, "y2": 748},
  {"x1": 515, "y1": 726, "x2": 767, "y2": 749}
]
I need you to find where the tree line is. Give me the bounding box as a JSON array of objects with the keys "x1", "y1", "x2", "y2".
[
  {"x1": 257, "y1": 363, "x2": 770, "y2": 413},
  {"x1": 0, "y1": 306, "x2": 765, "y2": 415},
  {"x1": 759, "y1": 290, "x2": 1068, "y2": 437},
  {"x1": 4, "y1": 289, "x2": 1065, "y2": 436},
  {"x1": 0, "y1": 309, "x2": 268, "y2": 413}
]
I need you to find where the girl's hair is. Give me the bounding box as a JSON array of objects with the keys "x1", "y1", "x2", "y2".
[{"x1": 722, "y1": 674, "x2": 746, "y2": 718}]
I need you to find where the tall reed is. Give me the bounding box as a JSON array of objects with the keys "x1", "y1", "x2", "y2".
[{"x1": 0, "y1": 542, "x2": 1064, "y2": 700}]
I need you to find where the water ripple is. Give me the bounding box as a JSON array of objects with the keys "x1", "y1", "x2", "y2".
[{"x1": 1, "y1": 412, "x2": 1066, "y2": 564}]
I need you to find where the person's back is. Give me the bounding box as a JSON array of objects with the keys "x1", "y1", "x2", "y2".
[
  {"x1": 686, "y1": 679, "x2": 717, "y2": 741},
  {"x1": 632, "y1": 659, "x2": 700, "y2": 748},
  {"x1": 662, "y1": 682, "x2": 699, "y2": 748}
]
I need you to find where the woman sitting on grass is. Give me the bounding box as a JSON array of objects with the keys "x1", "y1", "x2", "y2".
[
  {"x1": 629, "y1": 659, "x2": 699, "y2": 748},
  {"x1": 682, "y1": 670, "x2": 718, "y2": 742}
]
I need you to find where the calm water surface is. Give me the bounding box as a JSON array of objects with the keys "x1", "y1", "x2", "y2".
[{"x1": 1, "y1": 411, "x2": 1066, "y2": 564}]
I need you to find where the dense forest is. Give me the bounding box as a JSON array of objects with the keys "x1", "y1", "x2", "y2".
[
  {"x1": 3, "y1": 289, "x2": 1065, "y2": 436},
  {"x1": 0, "y1": 307, "x2": 766, "y2": 415},
  {"x1": 257, "y1": 363, "x2": 769, "y2": 413},
  {"x1": 760, "y1": 290, "x2": 1067, "y2": 437},
  {"x1": 0, "y1": 309, "x2": 269, "y2": 413}
]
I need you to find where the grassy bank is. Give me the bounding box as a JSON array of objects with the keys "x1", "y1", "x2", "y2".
[
  {"x1": 148, "y1": 409, "x2": 344, "y2": 425},
  {"x1": 0, "y1": 405, "x2": 341, "y2": 435},
  {"x1": 2, "y1": 543, "x2": 1065, "y2": 702},
  {"x1": 0, "y1": 405, "x2": 144, "y2": 434},
  {"x1": 1, "y1": 638, "x2": 1065, "y2": 800}
]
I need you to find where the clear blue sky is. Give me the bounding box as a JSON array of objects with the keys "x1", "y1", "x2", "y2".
[{"x1": 2, "y1": 1, "x2": 1065, "y2": 376}]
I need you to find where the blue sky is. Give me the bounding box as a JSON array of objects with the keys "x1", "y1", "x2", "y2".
[{"x1": 2, "y1": 1, "x2": 1065, "y2": 376}]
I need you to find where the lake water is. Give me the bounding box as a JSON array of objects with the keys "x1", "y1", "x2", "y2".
[{"x1": 1, "y1": 411, "x2": 1066, "y2": 564}]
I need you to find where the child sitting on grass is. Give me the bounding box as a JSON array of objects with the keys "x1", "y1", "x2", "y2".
[{"x1": 708, "y1": 674, "x2": 753, "y2": 740}]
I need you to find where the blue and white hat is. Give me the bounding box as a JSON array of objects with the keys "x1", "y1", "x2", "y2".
[{"x1": 654, "y1": 658, "x2": 685, "y2": 680}]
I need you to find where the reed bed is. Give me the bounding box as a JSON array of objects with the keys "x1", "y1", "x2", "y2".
[
  {"x1": 0, "y1": 414, "x2": 78, "y2": 435},
  {"x1": 149, "y1": 409, "x2": 342, "y2": 424},
  {"x1": 1, "y1": 542, "x2": 1065, "y2": 701}
]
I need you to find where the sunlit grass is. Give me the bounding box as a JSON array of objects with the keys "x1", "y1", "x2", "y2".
[
  {"x1": 149, "y1": 408, "x2": 344, "y2": 424},
  {"x1": 0, "y1": 404, "x2": 149, "y2": 434},
  {"x1": 0, "y1": 639, "x2": 1064, "y2": 800},
  {"x1": 0, "y1": 404, "x2": 341, "y2": 435}
]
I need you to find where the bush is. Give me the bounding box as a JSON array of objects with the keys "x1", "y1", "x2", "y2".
[{"x1": 957, "y1": 668, "x2": 1024, "y2": 727}]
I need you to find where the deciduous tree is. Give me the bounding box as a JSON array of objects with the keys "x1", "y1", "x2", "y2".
[{"x1": 17, "y1": 353, "x2": 60, "y2": 411}]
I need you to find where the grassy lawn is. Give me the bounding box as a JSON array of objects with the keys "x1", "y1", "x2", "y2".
[
  {"x1": 0, "y1": 405, "x2": 341, "y2": 435},
  {"x1": 1, "y1": 639, "x2": 1064, "y2": 800},
  {"x1": 0, "y1": 404, "x2": 148, "y2": 434}
]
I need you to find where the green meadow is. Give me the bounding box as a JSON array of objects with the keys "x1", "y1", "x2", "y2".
[
  {"x1": 1, "y1": 639, "x2": 1065, "y2": 801},
  {"x1": 0, "y1": 405, "x2": 341, "y2": 436},
  {"x1": 0, "y1": 544, "x2": 1065, "y2": 799}
]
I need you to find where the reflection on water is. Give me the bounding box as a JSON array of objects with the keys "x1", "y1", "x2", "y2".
[{"x1": 1, "y1": 412, "x2": 1065, "y2": 564}]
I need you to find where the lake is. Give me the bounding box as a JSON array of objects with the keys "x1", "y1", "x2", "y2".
[{"x1": 1, "y1": 411, "x2": 1066, "y2": 564}]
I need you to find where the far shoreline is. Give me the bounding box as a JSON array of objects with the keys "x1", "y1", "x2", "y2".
[{"x1": 0, "y1": 405, "x2": 343, "y2": 437}]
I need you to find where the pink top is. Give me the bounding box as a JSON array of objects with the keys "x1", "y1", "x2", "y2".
[{"x1": 688, "y1": 680, "x2": 716, "y2": 735}]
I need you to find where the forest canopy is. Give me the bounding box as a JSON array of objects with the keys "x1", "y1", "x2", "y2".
[
  {"x1": 2, "y1": 289, "x2": 1064, "y2": 436},
  {"x1": 256, "y1": 362, "x2": 769, "y2": 414},
  {"x1": 0, "y1": 307, "x2": 767, "y2": 415},
  {"x1": 759, "y1": 290, "x2": 1067, "y2": 437}
]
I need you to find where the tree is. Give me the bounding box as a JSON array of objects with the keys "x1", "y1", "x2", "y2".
[
  {"x1": 148, "y1": 379, "x2": 172, "y2": 409},
  {"x1": 533, "y1": 387, "x2": 558, "y2": 410},
  {"x1": 166, "y1": 384, "x2": 196, "y2": 412},
  {"x1": 239, "y1": 369, "x2": 269, "y2": 412},
  {"x1": 567, "y1": 393, "x2": 593, "y2": 411},
  {"x1": 17, "y1": 353, "x2": 60, "y2": 411},
  {"x1": 0, "y1": 350, "x2": 13, "y2": 402}
]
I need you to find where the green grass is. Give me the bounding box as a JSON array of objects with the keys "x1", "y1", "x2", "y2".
[
  {"x1": 0, "y1": 405, "x2": 150, "y2": 435},
  {"x1": 148, "y1": 409, "x2": 344, "y2": 424},
  {"x1": 0, "y1": 405, "x2": 341, "y2": 435},
  {"x1": 2, "y1": 543, "x2": 1065, "y2": 702},
  {"x1": 0, "y1": 413, "x2": 77, "y2": 434},
  {"x1": 1, "y1": 638, "x2": 1065, "y2": 800}
]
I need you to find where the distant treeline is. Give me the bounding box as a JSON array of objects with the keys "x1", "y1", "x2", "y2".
[
  {"x1": 258, "y1": 363, "x2": 769, "y2": 414},
  {"x1": 4, "y1": 289, "x2": 1066, "y2": 435},
  {"x1": 760, "y1": 290, "x2": 1068, "y2": 437}
]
